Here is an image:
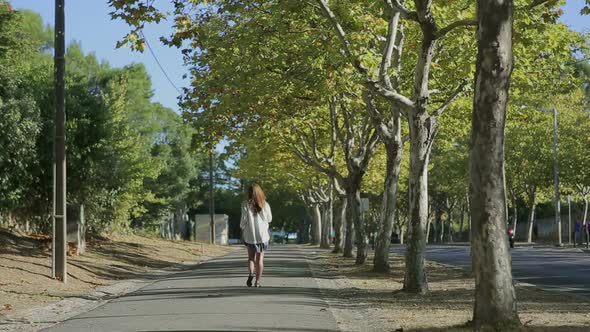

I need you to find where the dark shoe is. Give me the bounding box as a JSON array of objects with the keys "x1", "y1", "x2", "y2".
[{"x1": 246, "y1": 275, "x2": 254, "y2": 287}]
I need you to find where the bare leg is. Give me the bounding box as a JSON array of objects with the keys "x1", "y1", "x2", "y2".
[
  {"x1": 247, "y1": 246, "x2": 256, "y2": 275},
  {"x1": 246, "y1": 246, "x2": 256, "y2": 286},
  {"x1": 255, "y1": 252, "x2": 264, "y2": 286}
]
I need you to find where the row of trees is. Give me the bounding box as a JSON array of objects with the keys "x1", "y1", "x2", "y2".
[
  {"x1": 110, "y1": 0, "x2": 589, "y2": 329},
  {"x1": 0, "y1": 5, "x2": 209, "y2": 234}
]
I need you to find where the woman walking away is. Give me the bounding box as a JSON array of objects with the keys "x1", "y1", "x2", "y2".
[{"x1": 240, "y1": 183, "x2": 272, "y2": 287}]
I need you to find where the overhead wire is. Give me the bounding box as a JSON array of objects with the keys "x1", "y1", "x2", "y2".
[
  {"x1": 139, "y1": 0, "x2": 182, "y2": 95},
  {"x1": 139, "y1": 30, "x2": 182, "y2": 95}
]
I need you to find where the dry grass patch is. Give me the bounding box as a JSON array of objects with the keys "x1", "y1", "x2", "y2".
[{"x1": 0, "y1": 229, "x2": 231, "y2": 318}]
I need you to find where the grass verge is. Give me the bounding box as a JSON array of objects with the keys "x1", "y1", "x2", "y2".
[
  {"x1": 0, "y1": 228, "x2": 231, "y2": 318},
  {"x1": 309, "y1": 248, "x2": 590, "y2": 332}
]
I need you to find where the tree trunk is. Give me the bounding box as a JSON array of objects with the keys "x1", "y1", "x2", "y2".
[
  {"x1": 470, "y1": 0, "x2": 520, "y2": 328},
  {"x1": 320, "y1": 198, "x2": 333, "y2": 249},
  {"x1": 510, "y1": 189, "x2": 518, "y2": 238},
  {"x1": 347, "y1": 179, "x2": 366, "y2": 265},
  {"x1": 445, "y1": 198, "x2": 454, "y2": 243},
  {"x1": 332, "y1": 197, "x2": 346, "y2": 253},
  {"x1": 426, "y1": 215, "x2": 432, "y2": 244},
  {"x1": 526, "y1": 191, "x2": 536, "y2": 243},
  {"x1": 311, "y1": 204, "x2": 322, "y2": 245},
  {"x1": 399, "y1": 225, "x2": 404, "y2": 244},
  {"x1": 512, "y1": 204, "x2": 517, "y2": 238},
  {"x1": 343, "y1": 195, "x2": 354, "y2": 258},
  {"x1": 403, "y1": 113, "x2": 435, "y2": 294},
  {"x1": 300, "y1": 212, "x2": 310, "y2": 244},
  {"x1": 584, "y1": 198, "x2": 589, "y2": 226},
  {"x1": 373, "y1": 131, "x2": 403, "y2": 272},
  {"x1": 583, "y1": 197, "x2": 588, "y2": 248},
  {"x1": 467, "y1": 194, "x2": 472, "y2": 242},
  {"x1": 447, "y1": 208, "x2": 453, "y2": 243},
  {"x1": 435, "y1": 207, "x2": 443, "y2": 244},
  {"x1": 459, "y1": 204, "x2": 465, "y2": 241}
]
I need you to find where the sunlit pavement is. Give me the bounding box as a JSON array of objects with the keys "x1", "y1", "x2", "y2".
[{"x1": 42, "y1": 246, "x2": 338, "y2": 332}]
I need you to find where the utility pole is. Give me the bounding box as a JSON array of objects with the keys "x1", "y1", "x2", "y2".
[
  {"x1": 209, "y1": 150, "x2": 215, "y2": 244},
  {"x1": 568, "y1": 194, "x2": 572, "y2": 245},
  {"x1": 532, "y1": 107, "x2": 561, "y2": 246},
  {"x1": 52, "y1": 0, "x2": 67, "y2": 283},
  {"x1": 550, "y1": 108, "x2": 562, "y2": 246}
]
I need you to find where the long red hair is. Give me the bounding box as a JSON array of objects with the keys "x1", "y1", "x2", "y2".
[{"x1": 248, "y1": 183, "x2": 266, "y2": 214}]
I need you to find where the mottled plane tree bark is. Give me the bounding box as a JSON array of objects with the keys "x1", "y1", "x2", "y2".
[{"x1": 469, "y1": 0, "x2": 521, "y2": 328}]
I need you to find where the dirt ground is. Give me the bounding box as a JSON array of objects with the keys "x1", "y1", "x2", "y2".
[
  {"x1": 0, "y1": 229, "x2": 231, "y2": 319},
  {"x1": 309, "y1": 248, "x2": 590, "y2": 332}
]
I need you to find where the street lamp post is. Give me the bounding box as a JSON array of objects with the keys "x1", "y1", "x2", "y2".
[
  {"x1": 209, "y1": 150, "x2": 215, "y2": 245},
  {"x1": 535, "y1": 107, "x2": 562, "y2": 246}
]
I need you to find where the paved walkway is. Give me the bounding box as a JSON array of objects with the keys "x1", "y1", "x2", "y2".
[{"x1": 42, "y1": 246, "x2": 339, "y2": 332}]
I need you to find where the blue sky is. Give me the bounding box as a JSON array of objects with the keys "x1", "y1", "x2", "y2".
[
  {"x1": 561, "y1": 0, "x2": 590, "y2": 34},
  {"x1": 11, "y1": 0, "x2": 590, "y2": 116},
  {"x1": 12, "y1": 0, "x2": 185, "y2": 113}
]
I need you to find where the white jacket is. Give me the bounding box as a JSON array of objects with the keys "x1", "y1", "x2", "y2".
[{"x1": 240, "y1": 200, "x2": 272, "y2": 244}]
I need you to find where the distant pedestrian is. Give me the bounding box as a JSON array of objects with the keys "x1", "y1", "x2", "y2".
[
  {"x1": 240, "y1": 183, "x2": 272, "y2": 288},
  {"x1": 574, "y1": 219, "x2": 582, "y2": 247},
  {"x1": 507, "y1": 227, "x2": 515, "y2": 248}
]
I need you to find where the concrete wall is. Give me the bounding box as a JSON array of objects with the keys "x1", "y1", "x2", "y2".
[{"x1": 516, "y1": 214, "x2": 574, "y2": 243}]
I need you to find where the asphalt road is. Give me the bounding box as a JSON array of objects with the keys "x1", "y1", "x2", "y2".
[
  {"x1": 391, "y1": 244, "x2": 590, "y2": 298},
  {"x1": 42, "y1": 247, "x2": 338, "y2": 332}
]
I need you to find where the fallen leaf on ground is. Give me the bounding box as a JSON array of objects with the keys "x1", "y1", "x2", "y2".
[{"x1": 3, "y1": 304, "x2": 13, "y2": 310}]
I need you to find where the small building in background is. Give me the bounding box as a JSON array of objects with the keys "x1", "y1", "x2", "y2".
[
  {"x1": 193, "y1": 214, "x2": 229, "y2": 245},
  {"x1": 66, "y1": 204, "x2": 85, "y2": 255}
]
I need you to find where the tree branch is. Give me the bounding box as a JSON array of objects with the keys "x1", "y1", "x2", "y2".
[
  {"x1": 435, "y1": 19, "x2": 477, "y2": 39},
  {"x1": 359, "y1": 128, "x2": 381, "y2": 171},
  {"x1": 290, "y1": 121, "x2": 345, "y2": 186},
  {"x1": 315, "y1": 0, "x2": 414, "y2": 112},
  {"x1": 293, "y1": 129, "x2": 332, "y2": 173},
  {"x1": 331, "y1": 96, "x2": 347, "y2": 151},
  {"x1": 364, "y1": 91, "x2": 394, "y2": 140},
  {"x1": 431, "y1": 80, "x2": 468, "y2": 118},
  {"x1": 315, "y1": 0, "x2": 369, "y2": 76},
  {"x1": 379, "y1": 11, "x2": 401, "y2": 91},
  {"x1": 292, "y1": 144, "x2": 339, "y2": 180},
  {"x1": 307, "y1": 122, "x2": 326, "y2": 163},
  {"x1": 386, "y1": 0, "x2": 419, "y2": 20},
  {"x1": 366, "y1": 81, "x2": 414, "y2": 112},
  {"x1": 339, "y1": 102, "x2": 355, "y2": 164},
  {"x1": 333, "y1": 176, "x2": 346, "y2": 197},
  {"x1": 528, "y1": 0, "x2": 551, "y2": 9},
  {"x1": 329, "y1": 97, "x2": 338, "y2": 160},
  {"x1": 312, "y1": 180, "x2": 331, "y2": 203},
  {"x1": 390, "y1": 21, "x2": 405, "y2": 90}
]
